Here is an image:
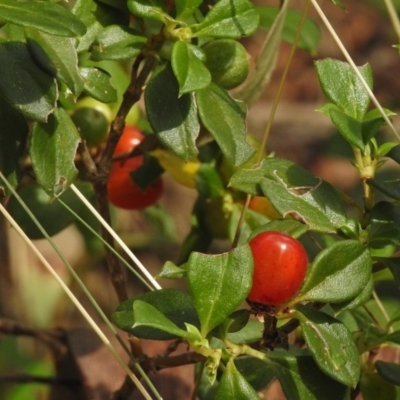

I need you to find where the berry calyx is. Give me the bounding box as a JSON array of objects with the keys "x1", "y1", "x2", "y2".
[{"x1": 248, "y1": 231, "x2": 308, "y2": 306}]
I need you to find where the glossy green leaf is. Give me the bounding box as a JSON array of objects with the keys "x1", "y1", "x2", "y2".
[
  {"x1": 145, "y1": 64, "x2": 200, "y2": 160},
  {"x1": 215, "y1": 358, "x2": 259, "y2": 400},
  {"x1": 258, "y1": 7, "x2": 321, "y2": 53},
  {"x1": 367, "y1": 178, "x2": 400, "y2": 201},
  {"x1": 30, "y1": 108, "x2": 80, "y2": 196},
  {"x1": 229, "y1": 157, "x2": 347, "y2": 232},
  {"x1": 0, "y1": 41, "x2": 57, "y2": 122},
  {"x1": 79, "y1": 67, "x2": 117, "y2": 103},
  {"x1": 298, "y1": 240, "x2": 371, "y2": 303},
  {"x1": 112, "y1": 288, "x2": 200, "y2": 340},
  {"x1": 269, "y1": 352, "x2": 350, "y2": 400},
  {"x1": 187, "y1": 244, "x2": 253, "y2": 336},
  {"x1": 0, "y1": 0, "x2": 86, "y2": 37},
  {"x1": 235, "y1": 0, "x2": 288, "y2": 106},
  {"x1": 196, "y1": 84, "x2": 255, "y2": 166},
  {"x1": 90, "y1": 25, "x2": 146, "y2": 61},
  {"x1": 72, "y1": 0, "x2": 128, "y2": 53},
  {"x1": 315, "y1": 59, "x2": 372, "y2": 120},
  {"x1": 296, "y1": 305, "x2": 360, "y2": 387},
  {"x1": 331, "y1": 276, "x2": 373, "y2": 313},
  {"x1": 6, "y1": 182, "x2": 82, "y2": 239},
  {"x1": 171, "y1": 41, "x2": 211, "y2": 95},
  {"x1": 25, "y1": 28, "x2": 84, "y2": 97},
  {"x1": 127, "y1": 0, "x2": 173, "y2": 22},
  {"x1": 360, "y1": 372, "x2": 397, "y2": 400},
  {"x1": 193, "y1": 0, "x2": 259, "y2": 38},
  {"x1": 375, "y1": 361, "x2": 400, "y2": 386},
  {"x1": 234, "y1": 357, "x2": 275, "y2": 392},
  {"x1": 0, "y1": 100, "x2": 28, "y2": 194},
  {"x1": 131, "y1": 301, "x2": 195, "y2": 340},
  {"x1": 175, "y1": 0, "x2": 202, "y2": 20}
]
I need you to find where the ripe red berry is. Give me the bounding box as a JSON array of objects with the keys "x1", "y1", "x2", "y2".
[
  {"x1": 248, "y1": 231, "x2": 308, "y2": 306},
  {"x1": 107, "y1": 126, "x2": 163, "y2": 210}
]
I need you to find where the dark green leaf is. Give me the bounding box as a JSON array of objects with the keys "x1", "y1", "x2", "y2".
[
  {"x1": 234, "y1": 357, "x2": 275, "y2": 392},
  {"x1": 79, "y1": 67, "x2": 117, "y2": 103},
  {"x1": 375, "y1": 361, "x2": 400, "y2": 386},
  {"x1": 145, "y1": 64, "x2": 200, "y2": 160},
  {"x1": 0, "y1": 41, "x2": 57, "y2": 122},
  {"x1": 6, "y1": 182, "x2": 82, "y2": 239},
  {"x1": 171, "y1": 41, "x2": 211, "y2": 95},
  {"x1": 112, "y1": 288, "x2": 200, "y2": 340},
  {"x1": 187, "y1": 244, "x2": 253, "y2": 336},
  {"x1": 382, "y1": 258, "x2": 400, "y2": 287},
  {"x1": 387, "y1": 145, "x2": 400, "y2": 164},
  {"x1": 315, "y1": 59, "x2": 372, "y2": 120},
  {"x1": 72, "y1": 0, "x2": 128, "y2": 53},
  {"x1": 296, "y1": 305, "x2": 360, "y2": 387},
  {"x1": 90, "y1": 25, "x2": 146, "y2": 61},
  {"x1": 30, "y1": 108, "x2": 80, "y2": 196},
  {"x1": 0, "y1": 100, "x2": 28, "y2": 194},
  {"x1": 129, "y1": 154, "x2": 164, "y2": 190},
  {"x1": 229, "y1": 157, "x2": 347, "y2": 232},
  {"x1": 298, "y1": 240, "x2": 371, "y2": 303},
  {"x1": 25, "y1": 28, "x2": 84, "y2": 97},
  {"x1": 192, "y1": 0, "x2": 259, "y2": 38},
  {"x1": 386, "y1": 330, "x2": 400, "y2": 345},
  {"x1": 250, "y1": 219, "x2": 309, "y2": 240},
  {"x1": 0, "y1": 0, "x2": 86, "y2": 37},
  {"x1": 367, "y1": 178, "x2": 400, "y2": 201},
  {"x1": 196, "y1": 84, "x2": 255, "y2": 166},
  {"x1": 215, "y1": 358, "x2": 259, "y2": 400},
  {"x1": 225, "y1": 310, "x2": 250, "y2": 333},
  {"x1": 270, "y1": 352, "x2": 350, "y2": 400},
  {"x1": 258, "y1": 7, "x2": 321, "y2": 53},
  {"x1": 132, "y1": 301, "x2": 195, "y2": 339}
]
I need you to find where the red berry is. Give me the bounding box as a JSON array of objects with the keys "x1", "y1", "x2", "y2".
[
  {"x1": 107, "y1": 126, "x2": 163, "y2": 210},
  {"x1": 248, "y1": 231, "x2": 308, "y2": 306}
]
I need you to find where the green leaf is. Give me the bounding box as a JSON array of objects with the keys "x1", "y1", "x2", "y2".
[
  {"x1": 331, "y1": 276, "x2": 373, "y2": 313},
  {"x1": 175, "y1": 0, "x2": 202, "y2": 20},
  {"x1": 0, "y1": 0, "x2": 86, "y2": 37},
  {"x1": 215, "y1": 358, "x2": 259, "y2": 400},
  {"x1": 90, "y1": 25, "x2": 146, "y2": 61},
  {"x1": 131, "y1": 301, "x2": 195, "y2": 340},
  {"x1": 250, "y1": 219, "x2": 309, "y2": 240},
  {"x1": 0, "y1": 41, "x2": 57, "y2": 122},
  {"x1": 196, "y1": 84, "x2": 255, "y2": 166},
  {"x1": 127, "y1": 0, "x2": 173, "y2": 22},
  {"x1": 145, "y1": 64, "x2": 200, "y2": 160},
  {"x1": 79, "y1": 67, "x2": 117, "y2": 103},
  {"x1": 258, "y1": 7, "x2": 321, "y2": 53},
  {"x1": 367, "y1": 178, "x2": 400, "y2": 201},
  {"x1": 25, "y1": 28, "x2": 84, "y2": 97},
  {"x1": 315, "y1": 59, "x2": 373, "y2": 120},
  {"x1": 235, "y1": 0, "x2": 288, "y2": 106},
  {"x1": 296, "y1": 305, "x2": 360, "y2": 387},
  {"x1": 375, "y1": 361, "x2": 400, "y2": 386},
  {"x1": 112, "y1": 288, "x2": 200, "y2": 340},
  {"x1": 229, "y1": 157, "x2": 347, "y2": 233},
  {"x1": 386, "y1": 144, "x2": 400, "y2": 164},
  {"x1": 298, "y1": 240, "x2": 372, "y2": 303},
  {"x1": 0, "y1": 99, "x2": 28, "y2": 194},
  {"x1": 30, "y1": 108, "x2": 80, "y2": 196},
  {"x1": 360, "y1": 372, "x2": 397, "y2": 400},
  {"x1": 187, "y1": 244, "x2": 253, "y2": 336},
  {"x1": 156, "y1": 261, "x2": 187, "y2": 279},
  {"x1": 234, "y1": 357, "x2": 275, "y2": 392},
  {"x1": 193, "y1": 0, "x2": 259, "y2": 38},
  {"x1": 72, "y1": 0, "x2": 128, "y2": 53},
  {"x1": 382, "y1": 257, "x2": 400, "y2": 287},
  {"x1": 270, "y1": 352, "x2": 350, "y2": 400},
  {"x1": 6, "y1": 182, "x2": 82, "y2": 240},
  {"x1": 171, "y1": 41, "x2": 211, "y2": 95}
]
